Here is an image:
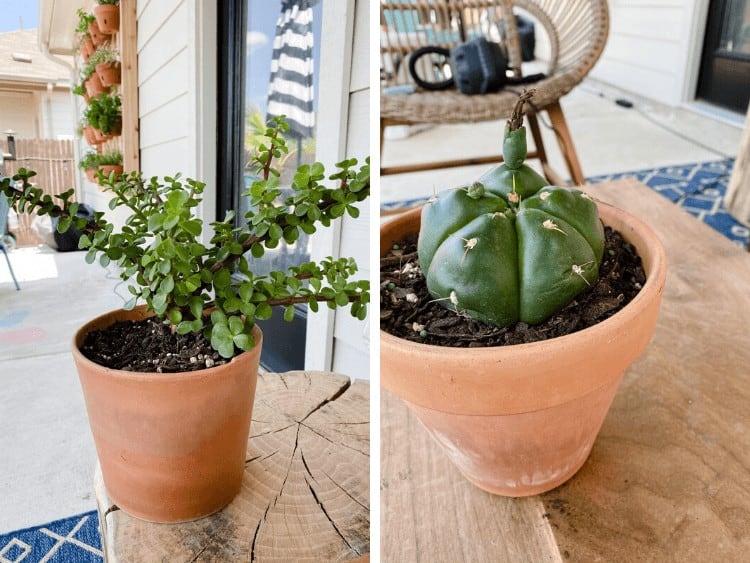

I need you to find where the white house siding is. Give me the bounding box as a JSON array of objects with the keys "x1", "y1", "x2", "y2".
[
  {"x1": 136, "y1": 0, "x2": 217, "y2": 222},
  {"x1": 45, "y1": 90, "x2": 76, "y2": 139},
  {"x1": 590, "y1": 0, "x2": 709, "y2": 106}
]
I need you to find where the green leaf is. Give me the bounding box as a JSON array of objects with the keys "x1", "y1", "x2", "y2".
[
  {"x1": 269, "y1": 223, "x2": 283, "y2": 240},
  {"x1": 251, "y1": 243, "x2": 264, "y2": 258},
  {"x1": 283, "y1": 305, "x2": 295, "y2": 322},
  {"x1": 85, "y1": 250, "x2": 97, "y2": 264},
  {"x1": 159, "y1": 275, "x2": 174, "y2": 294},
  {"x1": 335, "y1": 292, "x2": 349, "y2": 307},
  {"x1": 123, "y1": 297, "x2": 137, "y2": 310},
  {"x1": 228, "y1": 315, "x2": 244, "y2": 335},
  {"x1": 167, "y1": 308, "x2": 182, "y2": 325},
  {"x1": 214, "y1": 268, "x2": 232, "y2": 289},
  {"x1": 189, "y1": 296, "x2": 203, "y2": 319},
  {"x1": 182, "y1": 219, "x2": 202, "y2": 237},
  {"x1": 211, "y1": 309, "x2": 227, "y2": 325},
  {"x1": 176, "y1": 321, "x2": 195, "y2": 335},
  {"x1": 233, "y1": 332, "x2": 255, "y2": 351},
  {"x1": 256, "y1": 302, "x2": 272, "y2": 320}
]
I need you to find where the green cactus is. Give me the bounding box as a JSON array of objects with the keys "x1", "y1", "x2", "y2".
[{"x1": 418, "y1": 91, "x2": 605, "y2": 327}]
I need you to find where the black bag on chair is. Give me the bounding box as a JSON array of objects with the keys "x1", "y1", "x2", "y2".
[
  {"x1": 408, "y1": 37, "x2": 544, "y2": 95},
  {"x1": 52, "y1": 203, "x2": 96, "y2": 252}
]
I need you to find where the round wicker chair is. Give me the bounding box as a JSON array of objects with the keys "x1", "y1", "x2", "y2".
[{"x1": 380, "y1": 0, "x2": 610, "y2": 186}]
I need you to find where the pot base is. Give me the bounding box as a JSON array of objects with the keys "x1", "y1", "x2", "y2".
[{"x1": 407, "y1": 375, "x2": 622, "y2": 497}]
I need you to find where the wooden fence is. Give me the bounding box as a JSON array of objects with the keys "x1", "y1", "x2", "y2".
[{"x1": 1, "y1": 138, "x2": 76, "y2": 247}]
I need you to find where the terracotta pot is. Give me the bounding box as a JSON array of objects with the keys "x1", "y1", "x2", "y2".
[
  {"x1": 80, "y1": 35, "x2": 95, "y2": 60},
  {"x1": 96, "y1": 164, "x2": 123, "y2": 182},
  {"x1": 88, "y1": 20, "x2": 107, "y2": 47},
  {"x1": 94, "y1": 4, "x2": 120, "y2": 34},
  {"x1": 96, "y1": 61, "x2": 121, "y2": 87},
  {"x1": 85, "y1": 168, "x2": 97, "y2": 183},
  {"x1": 72, "y1": 306, "x2": 263, "y2": 522},
  {"x1": 82, "y1": 126, "x2": 98, "y2": 146},
  {"x1": 380, "y1": 203, "x2": 667, "y2": 496},
  {"x1": 93, "y1": 128, "x2": 111, "y2": 144},
  {"x1": 85, "y1": 73, "x2": 107, "y2": 98}
]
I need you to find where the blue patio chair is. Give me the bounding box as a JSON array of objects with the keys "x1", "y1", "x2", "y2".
[{"x1": 0, "y1": 190, "x2": 20, "y2": 290}]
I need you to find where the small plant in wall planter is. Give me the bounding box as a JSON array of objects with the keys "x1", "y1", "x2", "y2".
[
  {"x1": 380, "y1": 91, "x2": 667, "y2": 497},
  {"x1": 75, "y1": 8, "x2": 96, "y2": 60},
  {"x1": 0, "y1": 116, "x2": 370, "y2": 522},
  {"x1": 89, "y1": 47, "x2": 121, "y2": 87},
  {"x1": 84, "y1": 91, "x2": 121, "y2": 139},
  {"x1": 78, "y1": 151, "x2": 100, "y2": 182}
]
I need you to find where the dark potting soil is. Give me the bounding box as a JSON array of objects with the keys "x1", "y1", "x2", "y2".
[
  {"x1": 80, "y1": 316, "x2": 228, "y2": 373},
  {"x1": 380, "y1": 227, "x2": 646, "y2": 347}
]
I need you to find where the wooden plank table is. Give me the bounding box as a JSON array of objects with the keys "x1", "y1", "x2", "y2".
[
  {"x1": 381, "y1": 178, "x2": 750, "y2": 562},
  {"x1": 96, "y1": 371, "x2": 369, "y2": 562}
]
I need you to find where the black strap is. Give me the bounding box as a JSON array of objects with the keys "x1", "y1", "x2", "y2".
[
  {"x1": 408, "y1": 44, "x2": 545, "y2": 92},
  {"x1": 408, "y1": 46, "x2": 454, "y2": 91}
]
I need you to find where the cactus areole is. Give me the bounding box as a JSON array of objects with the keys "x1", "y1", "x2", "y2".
[{"x1": 418, "y1": 91, "x2": 605, "y2": 327}]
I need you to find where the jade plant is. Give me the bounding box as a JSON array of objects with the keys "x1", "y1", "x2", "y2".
[
  {"x1": 0, "y1": 117, "x2": 369, "y2": 359},
  {"x1": 418, "y1": 91, "x2": 604, "y2": 326}
]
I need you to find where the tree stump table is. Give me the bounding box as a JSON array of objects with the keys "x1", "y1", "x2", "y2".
[{"x1": 95, "y1": 371, "x2": 369, "y2": 562}]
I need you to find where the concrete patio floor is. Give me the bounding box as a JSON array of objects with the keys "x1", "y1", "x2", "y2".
[
  {"x1": 0, "y1": 246, "x2": 123, "y2": 532},
  {"x1": 381, "y1": 78, "x2": 744, "y2": 205}
]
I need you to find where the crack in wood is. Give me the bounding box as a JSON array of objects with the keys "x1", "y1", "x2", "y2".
[
  {"x1": 187, "y1": 541, "x2": 212, "y2": 563},
  {"x1": 246, "y1": 450, "x2": 279, "y2": 465},
  {"x1": 305, "y1": 476, "x2": 361, "y2": 556},
  {"x1": 249, "y1": 423, "x2": 295, "y2": 439},
  {"x1": 298, "y1": 378, "x2": 352, "y2": 424},
  {"x1": 250, "y1": 502, "x2": 273, "y2": 563},
  {"x1": 301, "y1": 450, "x2": 316, "y2": 483},
  {"x1": 278, "y1": 372, "x2": 289, "y2": 390},
  {"x1": 301, "y1": 422, "x2": 370, "y2": 457},
  {"x1": 322, "y1": 469, "x2": 369, "y2": 511}
]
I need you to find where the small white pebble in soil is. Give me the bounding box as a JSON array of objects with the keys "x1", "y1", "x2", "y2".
[
  {"x1": 405, "y1": 293, "x2": 418, "y2": 303},
  {"x1": 190, "y1": 356, "x2": 197, "y2": 363},
  {"x1": 205, "y1": 358, "x2": 215, "y2": 368},
  {"x1": 412, "y1": 322, "x2": 425, "y2": 333}
]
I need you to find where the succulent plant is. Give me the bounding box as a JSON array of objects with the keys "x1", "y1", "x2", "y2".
[
  {"x1": 418, "y1": 91, "x2": 605, "y2": 327},
  {"x1": 1, "y1": 117, "x2": 369, "y2": 359}
]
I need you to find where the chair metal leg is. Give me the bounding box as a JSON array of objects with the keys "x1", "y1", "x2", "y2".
[
  {"x1": 546, "y1": 100, "x2": 586, "y2": 185},
  {"x1": 1, "y1": 245, "x2": 20, "y2": 290}
]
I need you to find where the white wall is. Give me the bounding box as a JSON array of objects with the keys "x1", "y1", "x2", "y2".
[
  {"x1": 135, "y1": 0, "x2": 216, "y2": 223},
  {"x1": 590, "y1": 0, "x2": 709, "y2": 106}
]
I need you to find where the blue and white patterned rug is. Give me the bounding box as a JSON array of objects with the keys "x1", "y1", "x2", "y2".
[
  {"x1": 382, "y1": 158, "x2": 750, "y2": 248},
  {"x1": 0, "y1": 512, "x2": 102, "y2": 563}
]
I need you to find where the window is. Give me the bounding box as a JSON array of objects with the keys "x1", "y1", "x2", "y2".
[{"x1": 217, "y1": 0, "x2": 323, "y2": 371}]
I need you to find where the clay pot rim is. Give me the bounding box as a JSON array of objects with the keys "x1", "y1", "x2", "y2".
[
  {"x1": 381, "y1": 202, "x2": 665, "y2": 354},
  {"x1": 71, "y1": 305, "x2": 263, "y2": 382},
  {"x1": 380, "y1": 201, "x2": 667, "y2": 414}
]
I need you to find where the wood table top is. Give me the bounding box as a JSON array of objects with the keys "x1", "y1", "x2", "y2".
[
  {"x1": 96, "y1": 371, "x2": 369, "y2": 562},
  {"x1": 381, "y1": 178, "x2": 750, "y2": 562}
]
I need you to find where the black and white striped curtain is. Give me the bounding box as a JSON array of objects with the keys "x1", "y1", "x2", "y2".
[{"x1": 267, "y1": 0, "x2": 317, "y2": 139}]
